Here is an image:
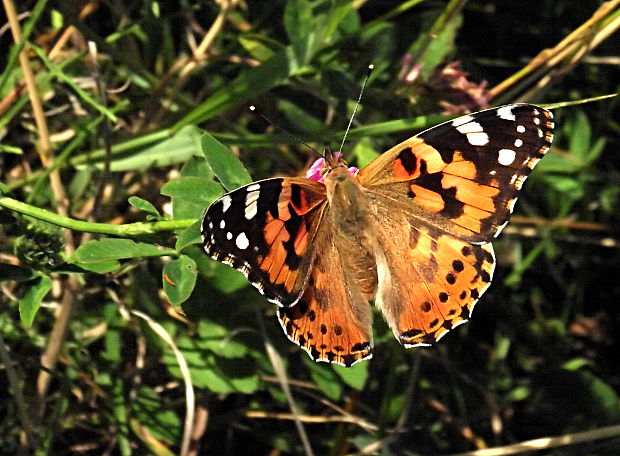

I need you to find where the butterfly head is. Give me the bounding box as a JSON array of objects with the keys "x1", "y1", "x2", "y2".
[{"x1": 306, "y1": 152, "x2": 359, "y2": 184}]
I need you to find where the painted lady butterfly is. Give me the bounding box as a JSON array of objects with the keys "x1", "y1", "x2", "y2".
[{"x1": 202, "y1": 104, "x2": 554, "y2": 366}]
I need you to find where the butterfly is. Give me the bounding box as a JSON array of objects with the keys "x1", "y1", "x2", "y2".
[{"x1": 202, "y1": 104, "x2": 554, "y2": 366}]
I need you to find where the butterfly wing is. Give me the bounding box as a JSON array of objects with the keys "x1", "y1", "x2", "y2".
[
  {"x1": 359, "y1": 104, "x2": 554, "y2": 243},
  {"x1": 359, "y1": 104, "x2": 554, "y2": 345},
  {"x1": 277, "y1": 211, "x2": 375, "y2": 366},
  {"x1": 202, "y1": 177, "x2": 327, "y2": 306},
  {"x1": 369, "y1": 207, "x2": 495, "y2": 346}
]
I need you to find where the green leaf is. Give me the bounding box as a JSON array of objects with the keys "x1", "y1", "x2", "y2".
[
  {"x1": 568, "y1": 110, "x2": 592, "y2": 159},
  {"x1": 543, "y1": 175, "x2": 584, "y2": 200},
  {"x1": 128, "y1": 196, "x2": 160, "y2": 217},
  {"x1": 304, "y1": 357, "x2": 342, "y2": 400},
  {"x1": 196, "y1": 320, "x2": 249, "y2": 359},
  {"x1": 0, "y1": 144, "x2": 23, "y2": 154},
  {"x1": 80, "y1": 126, "x2": 203, "y2": 171},
  {"x1": 238, "y1": 34, "x2": 277, "y2": 61},
  {"x1": 175, "y1": 220, "x2": 203, "y2": 251},
  {"x1": 180, "y1": 154, "x2": 215, "y2": 180},
  {"x1": 284, "y1": 0, "x2": 314, "y2": 64},
  {"x1": 563, "y1": 357, "x2": 591, "y2": 371},
  {"x1": 73, "y1": 259, "x2": 121, "y2": 273},
  {"x1": 201, "y1": 133, "x2": 252, "y2": 191},
  {"x1": 332, "y1": 362, "x2": 369, "y2": 390},
  {"x1": 161, "y1": 175, "x2": 224, "y2": 219},
  {"x1": 407, "y1": 10, "x2": 462, "y2": 80},
  {"x1": 163, "y1": 255, "x2": 197, "y2": 307},
  {"x1": 537, "y1": 151, "x2": 583, "y2": 174},
  {"x1": 322, "y1": 1, "x2": 358, "y2": 38},
  {"x1": 19, "y1": 274, "x2": 52, "y2": 328},
  {"x1": 198, "y1": 259, "x2": 251, "y2": 294},
  {"x1": 161, "y1": 177, "x2": 223, "y2": 205},
  {"x1": 72, "y1": 239, "x2": 176, "y2": 263},
  {"x1": 164, "y1": 336, "x2": 259, "y2": 393},
  {"x1": 351, "y1": 137, "x2": 379, "y2": 168},
  {"x1": 278, "y1": 99, "x2": 325, "y2": 135},
  {"x1": 172, "y1": 47, "x2": 303, "y2": 131},
  {"x1": 506, "y1": 385, "x2": 531, "y2": 401},
  {"x1": 131, "y1": 387, "x2": 180, "y2": 444}
]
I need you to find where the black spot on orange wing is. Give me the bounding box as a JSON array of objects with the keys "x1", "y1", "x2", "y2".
[{"x1": 397, "y1": 149, "x2": 417, "y2": 175}]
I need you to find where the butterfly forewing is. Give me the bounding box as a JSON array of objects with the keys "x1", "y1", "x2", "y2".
[
  {"x1": 202, "y1": 177, "x2": 327, "y2": 306},
  {"x1": 359, "y1": 104, "x2": 554, "y2": 243}
]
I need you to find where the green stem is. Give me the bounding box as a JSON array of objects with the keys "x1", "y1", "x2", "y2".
[
  {"x1": 0, "y1": 196, "x2": 195, "y2": 236},
  {"x1": 0, "y1": 0, "x2": 48, "y2": 94},
  {"x1": 30, "y1": 44, "x2": 118, "y2": 122},
  {"x1": 7, "y1": 128, "x2": 170, "y2": 190}
]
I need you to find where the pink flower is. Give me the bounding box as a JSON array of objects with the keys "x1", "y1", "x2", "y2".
[{"x1": 306, "y1": 152, "x2": 358, "y2": 184}]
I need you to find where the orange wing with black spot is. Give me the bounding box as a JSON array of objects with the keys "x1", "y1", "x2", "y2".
[
  {"x1": 277, "y1": 217, "x2": 374, "y2": 366},
  {"x1": 368, "y1": 206, "x2": 495, "y2": 346},
  {"x1": 202, "y1": 178, "x2": 327, "y2": 306},
  {"x1": 359, "y1": 104, "x2": 554, "y2": 243}
]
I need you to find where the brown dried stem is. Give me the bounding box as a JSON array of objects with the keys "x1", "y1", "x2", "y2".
[
  {"x1": 2, "y1": 0, "x2": 78, "y2": 435},
  {"x1": 489, "y1": 0, "x2": 620, "y2": 101}
]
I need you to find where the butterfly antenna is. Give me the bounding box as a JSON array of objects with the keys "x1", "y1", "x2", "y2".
[
  {"x1": 339, "y1": 64, "x2": 374, "y2": 153},
  {"x1": 249, "y1": 106, "x2": 321, "y2": 156}
]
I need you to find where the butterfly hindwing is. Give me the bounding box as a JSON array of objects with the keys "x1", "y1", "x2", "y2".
[
  {"x1": 202, "y1": 177, "x2": 327, "y2": 306},
  {"x1": 368, "y1": 206, "x2": 496, "y2": 346},
  {"x1": 277, "y1": 218, "x2": 374, "y2": 366},
  {"x1": 359, "y1": 104, "x2": 554, "y2": 243}
]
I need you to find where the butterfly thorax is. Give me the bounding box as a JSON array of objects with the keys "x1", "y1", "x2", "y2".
[{"x1": 324, "y1": 165, "x2": 369, "y2": 233}]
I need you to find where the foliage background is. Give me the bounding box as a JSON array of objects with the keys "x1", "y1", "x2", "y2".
[{"x1": 0, "y1": 0, "x2": 619, "y2": 455}]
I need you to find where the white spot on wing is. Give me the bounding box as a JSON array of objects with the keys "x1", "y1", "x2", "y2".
[
  {"x1": 226, "y1": 232, "x2": 232, "y2": 240},
  {"x1": 495, "y1": 220, "x2": 509, "y2": 237},
  {"x1": 451, "y1": 115, "x2": 475, "y2": 127},
  {"x1": 456, "y1": 121, "x2": 489, "y2": 146},
  {"x1": 220, "y1": 220, "x2": 225, "y2": 229},
  {"x1": 221, "y1": 195, "x2": 232, "y2": 213},
  {"x1": 435, "y1": 328, "x2": 450, "y2": 342},
  {"x1": 245, "y1": 190, "x2": 260, "y2": 220},
  {"x1": 498, "y1": 148, "x2": 516, "y2": 166},
  {"x1": 497, "y1": 105, "x2": 516, "y2": 121},
  {"x1": 247, "y1": 183, "x2": 261, "y2": 192},
  {"x1": 517, "y1": 125, "x2": 526, "y2": 133},
  {"x1": 514, "y1": 138, "x2": 523, "y2": 148},
  {"x1": 507, "y1": 197, "x2": 518, "y2": 213},
  {"x1": 404, "y1": 341, "x2": 432, "y2": 348},
  {"x1": 451, "y1": 319, "x2": 468, "y2": 329},
  {"x1": 236, "y1": 232, "x2": 250, "y2": 250}
]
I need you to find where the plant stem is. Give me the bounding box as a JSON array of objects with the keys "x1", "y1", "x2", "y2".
[{"x1": 0, "y1": 196, "x2": 195, "y2": 236}]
